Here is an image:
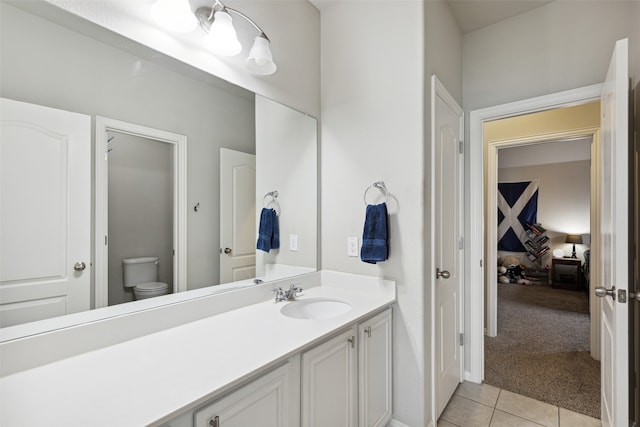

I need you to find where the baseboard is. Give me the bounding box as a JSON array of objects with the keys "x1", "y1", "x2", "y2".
[{"x1": 387, "y1": 419, "x2": 414, "y2": 427}]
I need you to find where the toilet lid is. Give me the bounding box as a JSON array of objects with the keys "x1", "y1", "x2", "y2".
[{"x1": 135, "y1": 282, "x2": 169, "y2": 292}]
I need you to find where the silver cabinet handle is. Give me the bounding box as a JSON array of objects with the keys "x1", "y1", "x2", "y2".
[
  {"x1": 74, "y1": 261, "x2": 86, "y2": 271},
  {"x1": 628, "y1": 291, "x2": 639, "y2": 302},
  {"x1": 224, "y1": 248, "x2": 232, "y2": 255},
  {"x1": 436, "y1": 268, "x2": 450, "y2": 279},
  {"x1": 595, "y1": 286, "x2": 615, "y2": 300}
]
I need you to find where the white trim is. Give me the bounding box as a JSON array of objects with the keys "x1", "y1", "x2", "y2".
[
  {"x1": 467, "y1": 83, "x2": 603, "y2": 382},
  {"x1": 94, "y1": 116, "x2": 187, "y2": 309},
  {"x1": 430, "y1": 75, "x2": 465, "y2": 425},
  {"x1": 386, "y1": 419, "x2": 413, "y2": 427}
]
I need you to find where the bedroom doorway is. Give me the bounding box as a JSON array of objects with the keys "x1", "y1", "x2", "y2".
[{"x1": 486, "y1": 135, "x2": 600, "y2": 418}]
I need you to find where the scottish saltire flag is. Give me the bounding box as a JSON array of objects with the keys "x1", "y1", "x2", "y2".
[{"x1": 498, "y1": 180, "x2": 538, "y2": 252}]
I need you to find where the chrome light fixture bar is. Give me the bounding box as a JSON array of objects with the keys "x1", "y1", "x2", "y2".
[{"x1": 151, "y1": 0, "x2": 277, "y2": 76}]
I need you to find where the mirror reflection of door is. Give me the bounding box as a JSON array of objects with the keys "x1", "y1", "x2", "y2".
[
  {"x1": 107, "y1": 131, "x2": 174, "y2": 306},
  {"x1": 0, "y1": 98, "x2": 91, "y2": 327},
  {"x1": 219, "y1": 148, "x2": 256, "y2": 283}
]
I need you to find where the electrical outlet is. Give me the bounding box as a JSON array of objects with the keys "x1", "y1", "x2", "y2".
[
  {"x1": 347, "y1": 237, "x2": 359, "y2": 257},
  {"x1": 289, "y1": 234, "x2": 298, "y2": 251}
]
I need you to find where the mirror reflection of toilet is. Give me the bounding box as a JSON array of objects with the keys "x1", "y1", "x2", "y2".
[{"x1": 122, "y1": 257, "x2": 170, "y2": 300}]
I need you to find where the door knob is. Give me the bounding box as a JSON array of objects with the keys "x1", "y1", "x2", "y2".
[
  {"x1": 73, "y1": 261, "x2": 86, "y2": 271},
  {"x1": 595, "y1": 286, "x2": 615, "y2": 299},
  {"x1": 628, "y1": 291, "x2": 640, "y2": 302},
  {"x1": 224, "y1": 248, "x2": 232, "y2": 255},
  {"x1": 436, "y1": 268, "x2": 451, "y2": 279}
]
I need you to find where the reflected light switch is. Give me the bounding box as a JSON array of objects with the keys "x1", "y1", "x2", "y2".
[
  {"x1": 289, "y1": 234, "x2": 298, "y2": 251},
  {"x1": 347, "y1": 237, "x2": 359, "y2": 257}
]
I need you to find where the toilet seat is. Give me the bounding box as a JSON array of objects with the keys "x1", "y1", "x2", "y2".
[
  {"x1": 134, "y1": 282, "x2": 169, "y2": 292},
  {"x1": 133, "y1": 282, "x2": 170, "y2": 300}
]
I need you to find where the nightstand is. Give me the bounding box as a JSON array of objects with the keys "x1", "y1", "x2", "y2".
[{"x1": 551, "y1": 258, "x2": 583, "y2": 291}]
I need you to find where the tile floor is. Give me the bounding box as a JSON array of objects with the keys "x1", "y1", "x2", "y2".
[{"x1": 438, "y1": 382, "x2": 601, "y2": 427}]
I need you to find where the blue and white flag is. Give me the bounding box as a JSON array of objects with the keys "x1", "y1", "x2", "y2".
[{"x1": 498, "y1": 180, "x2": 538, "y2": 252}]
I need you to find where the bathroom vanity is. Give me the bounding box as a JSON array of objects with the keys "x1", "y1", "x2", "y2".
[{"x1": 0, "y1": 271, "x2": 395, "y2": 426}]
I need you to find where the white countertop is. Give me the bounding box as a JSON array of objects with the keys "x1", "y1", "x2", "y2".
[{"x1": 0, "y1": 272, "x2": 395, "y2": 426}]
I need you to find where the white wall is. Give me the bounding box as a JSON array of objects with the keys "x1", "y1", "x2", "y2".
[
  {"x1": 319, "y1": 0, "x2": 462, "y2": 424},
  {"x1": 463, "y1": 1, "x2": 635, "y2": 114},
  {"x1": 319, "y1": 2, "x2": 425, "y2": 424}
]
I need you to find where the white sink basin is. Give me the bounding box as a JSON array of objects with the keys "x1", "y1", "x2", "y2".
[{"x1": 280, "y1": 298, "x2": 352, "y2": 320}]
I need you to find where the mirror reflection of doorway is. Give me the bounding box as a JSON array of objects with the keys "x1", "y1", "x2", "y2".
[
  {"x1": 95, "y1": 116, "x2": 187, "y2": 309},
  {"x1": 107, "y1": 131, "x2": 174, "y2": 306}
]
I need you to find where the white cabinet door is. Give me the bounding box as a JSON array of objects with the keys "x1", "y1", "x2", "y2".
[
  {"x1": 194, "y1": 360, "x2": 299, "y2": 427},
  {"x1": 302, "y1": 327, "x2": 358, "y2": 427},
  {"x1": 358, "y1": 309, "x2": 393, "y2": 427}
]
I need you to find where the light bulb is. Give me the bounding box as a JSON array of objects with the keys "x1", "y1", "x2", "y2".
[
  {"x1": 151, "y1": 0, "x2": 198, "y2": 33},
  {"x1": 245, "y1": 35, "x2": 277, "y2": 75},
  {"x1": 206, "y1": 10, "x2": 242, "y2": 56}
]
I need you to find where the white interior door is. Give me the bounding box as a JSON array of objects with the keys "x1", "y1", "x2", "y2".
[
  {"x1": 432, "y1": 76, "x2": 464, "y2": 419},
  {"x1": 0, "y1": 98, "x2": 90, "y2": 327},
  {"x1": 597, "y1": 38, "x2": 630, "y2": 427},
  {"x1": 220, "y1": 148, "x2": 256, "y2": 283}
]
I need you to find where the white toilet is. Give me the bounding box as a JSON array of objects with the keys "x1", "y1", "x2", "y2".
[{"x1": 122, "y1": 257, "x2": 170, "y2": 300}]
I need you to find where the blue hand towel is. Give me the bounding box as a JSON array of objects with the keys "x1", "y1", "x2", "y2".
[
  {"x1": 271, "y1": 209, "x2": 280, "y2": 250},
  {"x1": 360, "y1": 202, "x2": 388, "y2": 263},
  {"x1": 257, "y1": 208, "x2": 279, "y2": 252}
]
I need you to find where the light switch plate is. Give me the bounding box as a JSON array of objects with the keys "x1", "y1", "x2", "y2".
[
  {"x1": 347, "y1": 237, "x2": 359, "y2": 257},
  {"x1": 289, "y1": 234, "x2": 298, "y2": 251}
]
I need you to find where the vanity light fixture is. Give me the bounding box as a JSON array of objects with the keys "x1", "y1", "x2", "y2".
[
  {"x1": 151, "y1": 0, "x2": 277, "y2": 75},
  {"x1": 150, "y1": 0, "x2": 198, "y2": 33}
]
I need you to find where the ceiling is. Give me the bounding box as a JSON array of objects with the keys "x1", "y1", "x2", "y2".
[{"x1": 446, "y1": 0, "x2": 554, "y2": 33}]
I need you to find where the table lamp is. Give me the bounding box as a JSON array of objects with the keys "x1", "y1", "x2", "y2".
[{"x1": 565, "y1": 234, "x2": 583, "y2": 258}]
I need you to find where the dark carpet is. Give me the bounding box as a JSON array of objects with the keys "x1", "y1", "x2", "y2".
[{"x1": 484, "y1": 283, "x2": 601, "y2": 419}]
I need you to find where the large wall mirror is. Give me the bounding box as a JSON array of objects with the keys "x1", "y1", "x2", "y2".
[{"x1": 0, "y1": 1, "x2": 317, "y2": 336}]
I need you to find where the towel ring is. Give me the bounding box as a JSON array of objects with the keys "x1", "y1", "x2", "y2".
[
  {"x1": 363, "y1": 181, "x2": 388, "y2": 205},
  {"x1": 263, "y1": 190, "x2": 280, "y2": 214}
]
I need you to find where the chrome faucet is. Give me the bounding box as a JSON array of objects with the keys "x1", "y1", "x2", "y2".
[{"x1": 272, "y1": 284, "x2": 303, "y2": 302}]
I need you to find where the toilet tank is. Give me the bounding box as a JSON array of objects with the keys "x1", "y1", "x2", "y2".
[{"x1": 122, "y1": 257, "x2": 159, "y2": 287}]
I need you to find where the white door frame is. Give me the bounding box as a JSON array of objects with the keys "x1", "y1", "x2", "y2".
[
  {"x1": 95, "y1": 116, "x2": 187, "y2": 308},
  {"x1": 467, "y1": 83, "x2": 603, "y2": 382}
]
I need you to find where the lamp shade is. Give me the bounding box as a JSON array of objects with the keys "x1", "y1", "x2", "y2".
[
  {"x1": 245, "y1": 35, "x2": 277, "y2": 75},
  {"x1": 206, "y1": 10, "x2": 242, "y2": 56},
  {"x1": 151, "y1": 0, "x2": 198, "y2": 33},
  {"x1": 565, "y1": 234, "x2": 583, "y2": 244}
]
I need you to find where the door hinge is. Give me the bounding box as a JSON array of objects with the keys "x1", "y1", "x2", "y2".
[
  {"x1": 459, "y1": 333, "x2": 464, "y2": 346},
  {"x1": 458, "y1": 237, "x2": 463, "y2": 250},
  {"x1": 459, "y1": 140, "x2": 464, "y2": 154},
  {"x1": 105, "y1": 235, "x2": 108, "y2": 246}
]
